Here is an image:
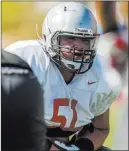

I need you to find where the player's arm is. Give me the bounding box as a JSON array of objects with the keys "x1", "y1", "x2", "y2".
[
  {"x1": 77, "y1": 109, "x2": 110, "y2": 151},
  {"x1": 69, "y1": 73, "x2": 121, "y2": 151},
  {"x1": 67, "y1": 110, "x2": 109, "y2": 151},
  {"x1": 51, "y1": 111, "x2": 110, "y2": 151}
]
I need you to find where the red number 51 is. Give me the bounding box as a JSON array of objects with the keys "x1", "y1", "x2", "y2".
[{"x1": 51, "y1": 98, "x2": 78, "y2": 128}]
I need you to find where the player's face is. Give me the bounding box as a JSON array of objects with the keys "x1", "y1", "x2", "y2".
[{"x1": 60, "y1": 36, "x2": 90, "y2": 61}]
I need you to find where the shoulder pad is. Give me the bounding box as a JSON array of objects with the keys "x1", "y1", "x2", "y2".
[{"x1": 1, "y1": 49, "x2": 32, "y2": 71}]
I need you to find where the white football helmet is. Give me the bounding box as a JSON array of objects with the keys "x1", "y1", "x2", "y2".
[{"x1": 42, "y1": 2, "x2": 99, "y2": 74}]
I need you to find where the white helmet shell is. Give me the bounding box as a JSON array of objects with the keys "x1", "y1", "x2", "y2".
[{"x1": 42, "y1": 2, "x2": 98, "y2": 73}]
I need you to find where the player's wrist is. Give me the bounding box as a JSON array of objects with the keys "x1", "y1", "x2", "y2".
[
  {"x1": 75, "y1": 137, "x2": 94, "y2": 151},
  {"x1": 69, "y1": 133, "x2": 94, "y2": 151}
]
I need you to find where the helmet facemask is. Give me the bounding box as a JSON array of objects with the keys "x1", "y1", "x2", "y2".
[{"x1": 49, "y1": 31, "x2": 99, "y2": 74}]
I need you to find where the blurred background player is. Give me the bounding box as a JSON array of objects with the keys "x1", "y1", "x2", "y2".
[
  {"x1": 1, "y1": 49, "x2": 48, "y2": 151},
  {"x1": 95, "y1": 1, "x2": 128, "y2": 150},
  {"x1": 95, "y1": 1, "x2": 128, "y2": 84}
]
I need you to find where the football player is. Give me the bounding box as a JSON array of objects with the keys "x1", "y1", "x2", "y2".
[
  {"x1": 1, "y1": 50, "x2": 48, "y2": 151},
  {"x1": 5, "y1": 2, "x2": 121, "y2": 151}
]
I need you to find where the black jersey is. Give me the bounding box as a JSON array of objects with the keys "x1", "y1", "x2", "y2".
[{"x1": 1, "y1": 50, "x2": 47, "y2": 151}]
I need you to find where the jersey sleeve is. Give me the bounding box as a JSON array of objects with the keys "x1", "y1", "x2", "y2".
[
  {"x1": 5, "y1": 40, "x2": 49, "y2": 85},
  {"x1": 90, "y1": 55, "x2": 122, "y2": 117}
]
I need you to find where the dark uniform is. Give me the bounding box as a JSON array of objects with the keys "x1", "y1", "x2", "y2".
[{"x1": 1, "y1": 50, "x2": 47, "y2": 151}]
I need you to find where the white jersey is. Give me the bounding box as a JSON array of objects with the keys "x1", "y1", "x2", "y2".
[{"x1": 5, "y1": 40, "x2": 121, "y2": 129}]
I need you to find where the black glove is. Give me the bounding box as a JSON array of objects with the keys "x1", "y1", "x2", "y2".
[
  {"x1": 69, "y1": 126, "x2": 94, "y2": 151},
  {"x1": 75, "y1": 138, "x2": 94, "y2": 151},
  {"x1": 46, "y1": 137, "x2": 80, "y2": 151}
]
